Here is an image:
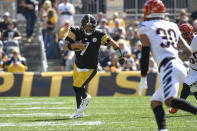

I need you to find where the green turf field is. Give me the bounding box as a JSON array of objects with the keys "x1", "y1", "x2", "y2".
[{"x1": 0, "y1": 96, "x2": 197, "y2": 131}]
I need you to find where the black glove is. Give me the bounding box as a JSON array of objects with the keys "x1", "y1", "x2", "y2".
[{"x1": 119, "y1": 57, "x2": 125, "y2": 65}]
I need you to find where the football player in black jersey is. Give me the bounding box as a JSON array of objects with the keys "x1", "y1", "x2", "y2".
[{"x1": 63, "y1": 14, "x2": 125, "y2": 118}]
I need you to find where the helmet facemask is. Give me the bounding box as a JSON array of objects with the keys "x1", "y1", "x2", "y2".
[
  {"x1": 83, "y1": 24, "x2": 94, "y2": 36},
  {"x1": 81, "y1": 14, "x2": 97, "y2": 36}
]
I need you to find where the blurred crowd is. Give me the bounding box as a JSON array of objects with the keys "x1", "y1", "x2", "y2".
[
  {"x1": 37, "y1": 0, "x2": 158, "y2": 73},
  {"x1": 1, "y1": 0, "x2": 197, "y2": 73},
  {"x1": 0, "y1": 11, "x2": 27, "y2": 72}
]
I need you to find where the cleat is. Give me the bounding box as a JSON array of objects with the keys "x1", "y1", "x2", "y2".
[
  {"x1": 78, "y1": 94, "x2": 91, "y2": 113},
  {"x1": 169, "y1": 107, "x2": 178, "y2": 114},
  {"x1": 70, "y1": 109, "x2": 84, "y2": 119}
]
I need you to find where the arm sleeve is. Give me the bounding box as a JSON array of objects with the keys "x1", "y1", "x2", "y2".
[
  {"x1": 65, "y1": 27, "x2": 76, "y2": 43},
  {"x1": 140, "y1": 47, "x2": 150, "y2": 76}
]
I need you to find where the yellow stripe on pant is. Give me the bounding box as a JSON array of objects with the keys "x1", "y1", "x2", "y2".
[{"x1": 73, "y1": 64, "x2": 97, "y2": 88}]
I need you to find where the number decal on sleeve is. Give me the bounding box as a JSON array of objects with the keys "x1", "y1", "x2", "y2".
[
  {"x1": 156, "y1": 28, "x2": 178, "y2": 49},
  {"x1": 190, "y1": 52, "x2": 197, "y2": 64}
]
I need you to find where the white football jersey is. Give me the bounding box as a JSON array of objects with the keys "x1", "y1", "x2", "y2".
[
  {"x1": 138, "y1": 20, "x2": 181, "y2": 66},
  {"x1": 189, "y1": 35, "x2": 197, "y2": 71}
]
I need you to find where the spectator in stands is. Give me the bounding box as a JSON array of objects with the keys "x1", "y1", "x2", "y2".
[
  {"x1": 58, "y1": 0, "x2": 75, "y2": 27},
  {"x1": 132, "y1": 20, "x2": 139, "y2": 31},
  {"x1": 0, "y1": 49, "x2": 8, "y2": 72},
  {"x1": 0, "y1": 12, "x2": 10, "y2": 33},
  {"x1": 64, "y1": 51, "x2": 75, "y2": 71},
  {"x1": 58, "y1": 20, "x2": 71, "y2": 51},
  {"x1": 57, "y1": 20, "x2": 73, "y2": 71},
  {"x1": 132, "y1": 41, "x2": 142, "y2": 70},
  {"x1": 4, "y1": 48, "x2": 27, "y2": 72},
  {"x1": 39, "y1": 0, "x2": 52, "y2": 39},
  {"x1": 2, "y1": 21, "x2": 22, "y2": 41},
  {"x1": 110, "y1": 19, "x2": 126, "y2": 41},
  {"x1": 97, "y1": 12, "x2": 103, "y2": 25},
  {"x1": 122, "y1": 59, "x2": 136, "y2": 71},
  {"x1": 44, "y1": 8, "x2": 58, "y2": 59},
  {"x1": 99, "y1": 46, "x2": 114, "y2": 71},
  {"x1": 108, "y1": 12, "x2": 126, "y2": 30},
  {"x1": 126, "y1": 26, "x2": 133, "y2": 49},
  {"x1": 190, "y1": 10, "x2": 197, "y2": 22},
  {"x1": 117, "y1": 39, "x2": 131, "y2": 57},
  {"x1": 39, "y1": 0, "x2": 58, "y2": 9},
  {"x1": 96, "y1": 18, "x2": 110, "y2": 35},
  {"x1": 0, "y1": 40, "x2": 3, "y2": 49},
  {"x1": 51, "y1": 0, "x2": 58, "y2": 9},
  {"x1": 20, "y1": 0, "x2": 38, "y2": 42},
  {"x1": 130, "y1": 28, "x2": 140, "y2": 53},
  {"x1": 105, "y1": 56, "x2": 122, "y2": 73},
  {"x1": 176, "y1": 9, "x2": 189, "y2": 26},
  {"x1": 133, "y1": 42, "x2": 141, "y2": 60},
  {"x1": 193, "y1": 19, "x2": 197, "y2": 32}
]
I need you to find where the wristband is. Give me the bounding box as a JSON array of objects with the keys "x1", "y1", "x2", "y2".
[
  {"x1": 67, "y1": 44, "x2": 72, "y2": 50},
  {"x1": 115, "y1": 48, "x2": 122, "y2": 58}
]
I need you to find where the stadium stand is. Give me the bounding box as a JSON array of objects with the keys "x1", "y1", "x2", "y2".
[{"x1": 0, "y1": 0, "x2": 196, "y2": 72}]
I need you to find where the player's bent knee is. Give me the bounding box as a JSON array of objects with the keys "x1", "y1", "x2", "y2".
[
  {"x1": 165, "y1": 97, "x2": 174, "y2": 107},
  {"x1": 151, "y1": 100, "x2": 162, "y2": 109}
]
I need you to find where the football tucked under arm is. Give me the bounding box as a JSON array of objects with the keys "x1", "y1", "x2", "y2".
[{"x1": 63, "y1": 40, "x2": 86, "y2": 51}]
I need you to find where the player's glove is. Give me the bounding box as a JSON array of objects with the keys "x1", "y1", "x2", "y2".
[
  {"x1": 138, "y1": 76, "x2": 148, "y2": 96},
  {"x1": 115, "y1": 48, "x2": 125, "y2": 65},
  {"x1": 118, "y1": 57, "x2": 125, "y2": 65},
  {"x1": 191, "y1": 85, "x2": 197, "y2": 93}
]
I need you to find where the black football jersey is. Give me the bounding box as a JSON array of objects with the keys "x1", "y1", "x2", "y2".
[{"x1": 65, "y1": 27, "x2": 111, "y2": 69}]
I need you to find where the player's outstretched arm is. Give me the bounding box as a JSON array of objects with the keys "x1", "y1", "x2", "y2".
[
  {"x1": 139, "y1": 34, "x2": 150, "y2": 77},
  {"x1": 108, "y1": 39, "x2": 125, "y2": 65},
  {"x1": 177, "y1": 35, "x2": 192, "y2": 61},
  {"x1": 138, "y1": 34, "x2": 151, "y2": 92}
]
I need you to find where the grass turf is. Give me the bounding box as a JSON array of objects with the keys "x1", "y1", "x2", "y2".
[{"x1": 0, "y1": 96, "x2": 197, "y2": 131}]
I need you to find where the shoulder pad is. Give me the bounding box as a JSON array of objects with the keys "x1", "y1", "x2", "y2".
[{"x1": 95, "y1": 28, "x2": 103, "y2": 33}]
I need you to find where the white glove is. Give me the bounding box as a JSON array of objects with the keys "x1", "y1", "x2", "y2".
[
  {"x1": 138, "y1": 77, "x2": 148, "y2": 96},
  {"x1": 191, "y1": 85, "x2": 197, "y2": 93}
]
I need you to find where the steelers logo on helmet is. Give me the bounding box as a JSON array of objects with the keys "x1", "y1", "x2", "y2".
[{"x1": 81, "y1": 14, "x2": 97, "y2": 36}]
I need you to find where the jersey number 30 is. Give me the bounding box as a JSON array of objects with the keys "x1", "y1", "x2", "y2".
[
  {"x1": 156, "y1": 28, "x2": 178, "y2": 49},
  {"x1": 190, "y1": 52, "x2": 197, "y2": 64}
]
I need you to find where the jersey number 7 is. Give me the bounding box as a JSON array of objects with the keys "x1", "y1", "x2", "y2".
[{"x1": 80, "y1": 42, "x2": 90, "y2": 56}]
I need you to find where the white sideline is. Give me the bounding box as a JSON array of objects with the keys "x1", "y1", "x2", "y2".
[
  {"x1": 0, "y1": 113, "x2": 71, "y2": 117},
  {"x1": 0, "y1": 98, "x2": 58, "y2": 101},
  {"x1": 0, "y1": 102, "x2": 65, "y2": 105},
  {"x1": 0, "y1": 121, "x2": 103, "y2": 127},
  {"x1": 0, "y1": 107, "x2": 73, "y2": 110}
]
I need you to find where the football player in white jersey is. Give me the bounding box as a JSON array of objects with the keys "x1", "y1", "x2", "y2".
[
  {"x1": 169, "y1": 23, "x2": 197, "y2": 113},
  {"x1": 138, "y1": 0, "x2": 197, "y2": 130}
]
